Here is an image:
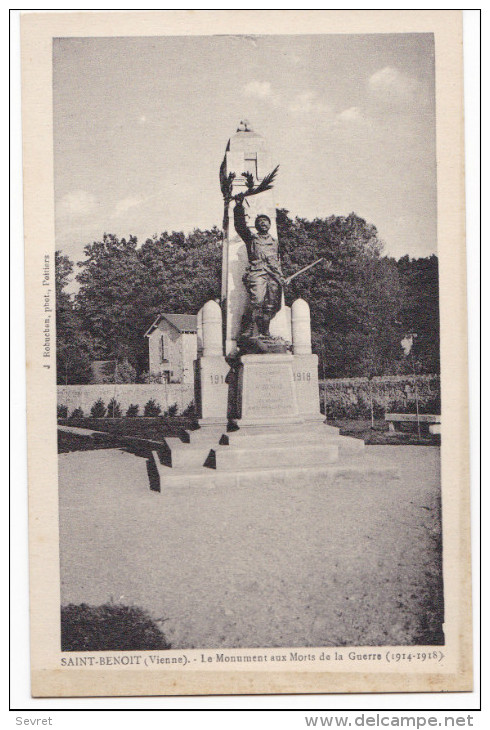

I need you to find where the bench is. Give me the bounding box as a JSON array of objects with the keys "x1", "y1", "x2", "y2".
[{"x1": 385, "y1": 413, "x2": 441, "y2": 435}]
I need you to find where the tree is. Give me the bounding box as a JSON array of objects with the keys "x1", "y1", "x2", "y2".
[
  {"x1": 137, "y1": 227, "x2": 221, "y2": 314},
  {"x1": 55, "y1": 251, "x2": 94, "y2": 384},
  {"x1": 74, "y1": 230, "x2": 222, "y2": 378},
  {"x1": 75, "y1": 234, "x2": 146, "y2": 371},
  {"x1": 397, "y1": 254, "x2": 440, "y2": 373},
  {"x1": 64, "y1": 214, "x2": 439, "y2": 381},
  {"x1": 278, "y1": 210, "x2": 405, "y2": 377},
  {"x1": 99, "y1": 358, "x2": 137, "y2": 383}
]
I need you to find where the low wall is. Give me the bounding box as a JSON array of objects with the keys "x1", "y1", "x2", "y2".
[
  {"x1": 58, "y1": 375, "x2": 440, "y2": 420},
  {"x1": 57, "y1": 384, "x2": 194, "y2": 416},
  {"x1": 319, "y1": 374, "x2": 440, "y2": 419}
]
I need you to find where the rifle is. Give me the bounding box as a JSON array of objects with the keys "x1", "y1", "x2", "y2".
[{"x1": 284, "y1": 258, "x2": 329, "y2": 285}]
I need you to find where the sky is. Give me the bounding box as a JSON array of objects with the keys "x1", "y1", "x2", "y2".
[{"x1": 53, "y1": 33, "x2": 436, "y2": 265}]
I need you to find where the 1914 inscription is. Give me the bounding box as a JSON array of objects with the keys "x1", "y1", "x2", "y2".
[{"x1": 210, "y1": 374, "x2": 226, "y2": 384}]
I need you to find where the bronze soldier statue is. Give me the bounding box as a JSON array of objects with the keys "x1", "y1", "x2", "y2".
[{"x1": 233, "y1": 194, "x2": 288, "y2": 353}]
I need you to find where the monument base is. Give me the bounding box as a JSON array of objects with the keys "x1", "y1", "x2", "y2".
[
  {"x1": 151, "y1": 446, "x2": 399, "y2": 491},
  {"x1": 155, "y1": 351, "x2": 397, "y2": 492},
  {"x1": 157, "y1": 417, "x2": 374, "y2": 490}
]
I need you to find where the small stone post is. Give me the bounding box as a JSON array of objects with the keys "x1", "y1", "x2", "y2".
[
  {"x1": 290, "y1": 298, "x2": 325, "y2": 422},
  {"x1": 202, "y1": 300, "x2": 223, "y2": 357},
  {"x1": 291, "y1": 298, "x2": 312, "y2": 355},
  {"x1": 196, "y1": 300, "x2": 229, "y2": 426}
]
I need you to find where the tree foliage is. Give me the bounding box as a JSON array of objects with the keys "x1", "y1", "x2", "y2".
[
  {"x1": 55, "y1": 250, "x2": 95, "y2": 384},
  {"x1": 278, "y1": 210, "x2": 406, "y2": 377},
  {"x1": 396, "y1": 254, "x2": 440, "y2": 373},
  {"x1": 55, "y1": 213, "x2": 440, "y2": 382}
]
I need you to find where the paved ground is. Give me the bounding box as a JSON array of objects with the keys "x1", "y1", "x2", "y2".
[{"x1": 59, "y1": 445, "x2": 442, "y2": 649}]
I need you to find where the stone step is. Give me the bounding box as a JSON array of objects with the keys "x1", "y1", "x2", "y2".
[
  {"x1": 151, "y1": 451, "x2": 399, "y2": 491},
  {"x1": 214, "y1": 442, "x2": 339, "y2": 471},
  {"x1": 222, "y1": 430, "x2": 323, "y2": 448},
  {"x1": 222, "y1": 428, "x2": 363, "y2": 456},
  {"x1": 165, "y1": 424, "x2": 362, "y2": 470},
  {"x1": 165, "y1": 437, "x2": 214, "y2": 469},
  {"x1": 221, "y1": 423, "x2": 339, "y2": 445},
  {"x1": 186, "y1": 427, "x2": 227, "y2": 444}
]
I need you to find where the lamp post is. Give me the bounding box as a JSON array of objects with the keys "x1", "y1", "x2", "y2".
[{"x1": 401, "y1": 332, "x2": 421, "y2": 440}]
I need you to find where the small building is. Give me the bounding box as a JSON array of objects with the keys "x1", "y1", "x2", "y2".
[{"x1": 144, "y1": 313, "x2": 198, "y2": 384}]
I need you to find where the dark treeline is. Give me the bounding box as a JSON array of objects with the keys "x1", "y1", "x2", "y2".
[{"x1": 55, "y1": 210, "x2": 439, "y2": 384}]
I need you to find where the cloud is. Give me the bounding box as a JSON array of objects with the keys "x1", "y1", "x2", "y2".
[
  {"x1": 337, "y1": 106, "x2": 363, "y2": 122},
  {"x1": 368, "y1": 66, "x2": 419, "y2": 103},
  {"x1": 243, "y1": 81, "x2": 273, "y2": 99},
  {"x1": 112, "y1": 196, "x2": 143, "y2": 218},
  {"x1": 289, "y1": 91, "x2": 330, "y2": 116},
  {"x1": 57, "y1": 190, "x2": 96, "y2": 218}
]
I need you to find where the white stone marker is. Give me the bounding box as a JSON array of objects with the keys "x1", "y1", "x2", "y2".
[
  {"x1": 291, "y1": 298, "x2": 324, "y2": 422},
  {"x1": 291, "y1": 298, "x2": 312, "y2": 355},
  {"x1": 201, "y1": 300, "x2": 223, "y2": 357},
  {"x1": 196, "y1": 300, "x2": 229, "y2": 426}
]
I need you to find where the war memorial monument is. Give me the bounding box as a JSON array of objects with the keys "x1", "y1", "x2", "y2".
[{"x1": 151, "y1": 122, "x2": 396, "y2": 489}]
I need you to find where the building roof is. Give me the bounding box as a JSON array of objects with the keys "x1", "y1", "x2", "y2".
[
  {"x1": 144, "y1": 313, "x2": 198, "y2": 337},
  {"x1": 162, "y1": 314, "x2": 198, "y2": 332}
]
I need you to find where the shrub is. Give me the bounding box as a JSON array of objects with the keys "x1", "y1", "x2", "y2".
[
  {"x1": 107, "y1": 398, "x2": 122, "y2": 418},
  {"x1": 164, "y1": 403, "x2": 178, "y2": 418},
  {"x1": 57, "y1": 404, "x2": 68, "y2": 419},
  {"x1": 181, "y1": 401, "x2": 195, "y2": 418},
  {"x1": 143, "y1": 399, "x2": 161, "y2": 417},
  {"x1": 69, "y1": 407, "x2": 84, "y2": 420},
  {"x1": 320, "y1": 375, "x2": 441, "y2": 420},
  {"x1": 90, "y1": 398, "x2": 106, "y2": 418},
  {"x1": 100, "y1": 359, "x2": 137, "y2": 384},
  {"x1": 61, "y1": 602, "x2": 170, "y2": 651},
  {"x1": 126, "y1": 404, "x2": 139, "y2": 417}
]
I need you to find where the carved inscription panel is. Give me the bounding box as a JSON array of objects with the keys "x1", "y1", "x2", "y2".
[{"x1": 241, "y1": 362, "x2": 297, "y2": 418}]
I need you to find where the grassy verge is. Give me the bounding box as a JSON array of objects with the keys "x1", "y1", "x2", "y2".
[{"x1": 330, "y1": 419, "x2": 440, "y2": 446}]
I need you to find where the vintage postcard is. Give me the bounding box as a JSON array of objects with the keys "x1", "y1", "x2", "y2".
[{"x1": 21, "y1": 10, "x2": 472, "y2": 697}]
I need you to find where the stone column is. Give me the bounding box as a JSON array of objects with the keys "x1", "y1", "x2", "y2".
[
  {"x1": 291, "y1": 298, "x2": 323, "y2": 422},
  {"x1": 202, "y1": 300, "x2": 223, "y2": 357},
  {"x1": 196, "y1": 300, "x2": 229, "y2": 426},
  {"x1": 291, "y1": 298, "x2": 312, "y2": 355}
]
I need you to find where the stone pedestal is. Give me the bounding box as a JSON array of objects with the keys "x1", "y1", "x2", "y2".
[{"x1": 195, "y1": 356, "x2": 230, "y2": 427}]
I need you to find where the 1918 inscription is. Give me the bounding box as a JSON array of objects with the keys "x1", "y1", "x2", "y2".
[{"x1": 293, "y1": 371, "x2": 311, "y2": 382}]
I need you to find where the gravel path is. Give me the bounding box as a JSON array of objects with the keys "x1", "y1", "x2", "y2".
[{"x1": 59, "y1": 445, "x2": 442, "y2": 649}]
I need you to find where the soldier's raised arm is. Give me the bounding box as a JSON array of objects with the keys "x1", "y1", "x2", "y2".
[{"x1": 233, "y1": 196, "x2": 254, "y2": 249}]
